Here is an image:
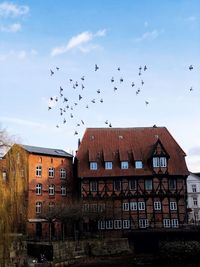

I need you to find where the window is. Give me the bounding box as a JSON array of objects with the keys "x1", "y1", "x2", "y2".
[
  {"x1": 36, "y1": 202, "x2": 42, "y2": 214},
  {"x1": 2, "y1": 171, "x2": 7, "y2": 181},
  {"x1": 49, "y1": 202, "x2": 55, "y2": 211},
  {"x1": 90, "y1": 204, "x2": 98, "y2": 212},
  {"x1": 194, "y1": 213, "x2": 199, "y2": 221},
  {"x1": 60, "y1": 168, "x2": 66, "y2": 179},
  {"x1": 90, "y1": 162, "x2": 97, "y2": 170},
  {"x1": 129, "y1": 179, "x2": 137, "y2": 190},
  {"x1": 113, "y1": 179, "x2": 122, "y2": 191},
  {"x1": 61, "y1": 185, "x2": 66, "y2": 196},
  {"x1": 90, "y1": 181, "x2": 98, "y2": 192},
  {"x1": 36, "y1": 165, "x2": 42, "y2": 177},
  {"x1": 145, "y1": 179, "x2": 152, "y2": 191},
  {"x1": 193, "y1": 197, "x2": 198, "y2": 207},
  {"x1": 169, "y1": 179, "x2": 176, "y2": 190},
  {"x1": 98, "y1": 203, "x2": 106, "y2": 212},
  {"x1": 139, "y1": 219, "x2": 149, "y2": 228},
  {"x1": 163, "y1": 219, "x2": 171, "y2": 228},
  {"x1": 123, "y1": 203, "x2": 129, "y2": 211},
  {"x1": 138, "y1": 202, "x2": 145, "y2": 210},
  {"x1": 154, "y1": 201, "x2": 161, "y2": 210},
  {"x1": 170, "y1": 202, "x2": 177, "y2": 210},
  {"x1": 106, "y1": 220, "x2": 113, "y2": 229},
  {"x1": 83, "y1": 204, "x2": 89, "y2": 212},
  {"x1": 153, "y1": 157, "x2": 167, "y2": 167},
  {"x1": 36, "y1": 183, "x2": 42, "y2": 195},
  {"x1": 48, "y1": 167, "x2": 55, "y2": 178},
  {"x1": 130, "y1": 202, "x2": 138, "y2": 211},
  {"x1": 171, "y1": 219, "x2": 179, "y2": 228},
  {"x1": 121, "y1": 161, "x2": 129, "y2": 169},
  {"x1": 98, "y1": 220, "x2": 105, "y2": 230},
  {"x1": 123, "y1": 220, "x2": 130, "y2": 229},
  {"x1": 114, "y1": 220, "x2": 122, "y2": 229},
  {"x1": 192, "y1": 184, "x2": 197, "y2": 193},
  {"x1": 135, "y1": 161, "x2": 143, "y2": 169},
  {"x1": 49, "y1": 184, "x2": 55, "y2": 195},
  {"x1": 105, "y1": 161, "x2": 112, "y2": 170}
]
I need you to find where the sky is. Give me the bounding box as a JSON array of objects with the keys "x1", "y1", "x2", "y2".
[{"x1": 0, "y1": 0, "x2": 199, "y2": 172}]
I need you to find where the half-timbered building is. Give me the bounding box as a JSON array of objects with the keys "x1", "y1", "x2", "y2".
[{"x1": 75, "y1": 127, "x2": 189, "y2": 234}]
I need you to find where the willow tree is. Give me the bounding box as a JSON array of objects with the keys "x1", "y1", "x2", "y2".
[{"x1": 0, "y1": 128, "x2": 28, "y2": 266}]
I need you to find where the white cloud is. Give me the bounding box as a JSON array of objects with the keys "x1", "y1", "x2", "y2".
[
  {"x1": 133, "y1": 29, "x2": 161, "y2": 42},
  {"x1": 0, "y1": 22, "x2": 21, "y2": 32},
  {"x1": 0, "y1": 2, "x2": 29, "y2": 17},
  {"x1": 0, "y1": 116, "x2": 47, "y2": 129},
  {"x1": 51, "y1": 29, "x2": 107, "y2": 56},
  {"x1": 0, "y1": 49, "x2": 38, "y2": 61},
  {"x1": 185, "y1": 16, "x2": 197, "y2": 22}
]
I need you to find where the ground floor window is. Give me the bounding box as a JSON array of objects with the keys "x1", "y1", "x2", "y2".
[{"x1": 139, "y1": 219, "x2": 149, "y2": 228}]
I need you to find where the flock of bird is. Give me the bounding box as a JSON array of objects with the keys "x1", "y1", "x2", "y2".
[
  {"x1": 47, "y1": 64, "x2": 195, "y2": 136},
  {"x1": 48, "y1": 64, "x2": 150, "y2": 135}
]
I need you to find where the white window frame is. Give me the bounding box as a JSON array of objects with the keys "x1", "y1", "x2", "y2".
[
  {"x1": 36, "y1": 183, "x2": 42, "y2": 195},
  {"x1": 90, "y1": 181, "x2": 98, "y2": 192},
  {"x1": 121, "y1": 161, "x2": 129, "y2": 169},
  {"x1": 171, "y1": 219, "x2": 179, "y2": 228},
  {"x1": 113, "y1": 179, "x2": 122, "y2": 191},
  {"x1": 90, "y1": 162, "x2": 98, "y2": 170},
  {"x1": 192, "y1": 184, "x2": 197, "y2": 193},
  {"x1": 98, "y1": 203, "x2": 106, "y2": 212},
  {"x1": 61, "y1": 185, "x2": 66, "y2": 196},
  {"x1": 139, "y1": 219, "x2": 149, "y2": 228},
  {"x1": 135, "y1": 161, "x2": 143, "y2": 169},
  {"x1": 60, "y1": 168, "x2": 66, "y2": 179},
  {"x1": 193, "y1": 197, "x2": 198, "y2": 207},
  {"x1": 49, "y1": 184, "x2": 55, "y2": 195},
  {"x1": 105, "y1": 161, "x2": 113, "y2": 170},
  {"x1": 106, "y1": 220, "x2": 113, "y2": 229},
  {"x1": 123, "y1": 203, "x2": 129, "y2": 211},
  {"x1": 138, "y1": 202, "x2": 145, "y2": 210},
  {"x1": 83, "y1": 204, "x2": 90, "y2": 212},
  {"x1": 123, "y1": 220, "x2": 130, "y2": 229},
  {"x1": 36, "y1": 201, "x2": 42, "y2": 214},
  {"x1": 48, "y1": 167, "x2": 55, "y2": 178},
  {"x1": 36, "y1": 165, "x2": 42, "y2": 177},
  {"x1": 170, "y1": 201, "x2": 177, "y2": 210},
  {"x1": 90, "y1": 204, "x2": 98, "y2": 212},
  {"x1": 129, "y1": 179, "x2": 137, "y2": 190},
  {"x1": 153, "y1": 157, "x2": 167, "y2": 167},
  {"x1": 130, "y1": 202, "x2": 138, "y2": 211},
  {"x1": 154, "y1": 201, "x2": 161, "y2": 210},
  {"x1": 163, "y1": 219, "x2": 171, "y2": 228},
  {"x1": 98, "y1": 220, "x2": 105, "y2": 230},
  {"x1": 114, "y1": 220, "x2": 122, "y2": 229}
]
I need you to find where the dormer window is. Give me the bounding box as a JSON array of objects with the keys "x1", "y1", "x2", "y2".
[
  {"x1": 90, "y1": 162, "x2": 97, "y2": 170},
  {"x1": 135, "y1": 160, "x2": 143, "y2": 169},
  {"x1": 105, "y1": 161, "x2": 112, "y2": 170},
  {"x1": 153, "y1": 157, "x2": 167, "y2": 167},
  {"x1": 121, "y1": 161, "x2": 129, "y2": 169}
]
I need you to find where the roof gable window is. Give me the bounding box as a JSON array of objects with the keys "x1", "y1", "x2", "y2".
[
  {"x1": 105, "y1": 161, "x2": 112, "y2": 170},
  {"x1": 153, "y1": 157, "x2": 167, "y2": 168},
  {"x1": 121, "y1": 161, "x2": 129, "y2": 169},
  {"x1": 90, "y1": 162, "x2": 98, "y2": 170},
  {"x1": 135, "y1": 160, "x2": 143, "y2": 169}
]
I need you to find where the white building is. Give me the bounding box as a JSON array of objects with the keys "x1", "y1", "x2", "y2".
[{"x1": 187, "y1": 172, "x2": 200, "y2": 223}]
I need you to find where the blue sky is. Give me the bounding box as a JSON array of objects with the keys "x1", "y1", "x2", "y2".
[{"x1": 0, "y1": 0, "x2": 199, "y2": 171}]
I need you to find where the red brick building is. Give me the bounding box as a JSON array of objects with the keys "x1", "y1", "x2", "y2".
[
  {"x1": 75, "y1": 127, "x2": 189, "y2": 234},
  {"x1": 3, "y1": 144, "x2": 73, "y2": 240}
]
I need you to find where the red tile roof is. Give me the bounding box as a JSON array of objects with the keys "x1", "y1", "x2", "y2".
[{"x1": 75, "y1": 127, "x2": 189, "y2": 177}]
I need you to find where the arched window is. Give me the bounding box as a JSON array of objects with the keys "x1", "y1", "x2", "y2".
[
  {"x1": 36, "y1": 183, "x2": 42, "y2": 195},
  {"x1": 49, "y1": 184, "x2": 55, "y2": 195},
  {"x1": 36, "y1": 202, "x2": 42, "y2": 213}
]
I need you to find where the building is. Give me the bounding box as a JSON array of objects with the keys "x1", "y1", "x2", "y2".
[
  {"x1": 3, "y1": 144, "x2": 73, "y2": 241},
  {"x1": 187, "y1": 172, "x2": 200, "y2": 224},
  {"x1": 75, "y1": 127, "x2": 189, "y2": 235}
]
